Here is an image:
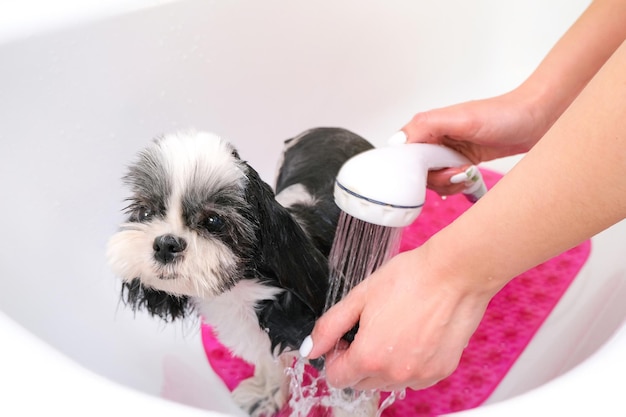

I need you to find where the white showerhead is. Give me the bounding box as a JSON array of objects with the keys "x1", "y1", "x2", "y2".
[{"x1": 334, "y1": 143, "x2": 487, "y2": 227}]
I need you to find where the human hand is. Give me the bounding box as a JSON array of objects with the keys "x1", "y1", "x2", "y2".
[
  {"x1": 303, "y1": 248, "x2": 493, "y2": 392},
  {"x1": 394, "y1": 90, "x2": 548, "y2": 196}
]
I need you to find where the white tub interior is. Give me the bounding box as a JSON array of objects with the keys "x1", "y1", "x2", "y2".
[{"x1": 1, "y1": 0, "x2": 625, "y2": 415}]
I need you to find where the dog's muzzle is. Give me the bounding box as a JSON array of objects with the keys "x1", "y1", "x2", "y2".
[{"x1": 153, "y1": 234, "x2": 187, "y2": 265}]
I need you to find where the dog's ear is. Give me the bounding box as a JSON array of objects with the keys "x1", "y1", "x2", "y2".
[
  {"x1": 122, "y1": 278, "x2": 192, "y2": 321},
  {"x1": 243, "y1": 164, "x2": 328, "y2": 317}
]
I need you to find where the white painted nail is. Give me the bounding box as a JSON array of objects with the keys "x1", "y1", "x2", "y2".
[
  {"x1": 299, "y1": 335, "x2": 314, "y2": 358},
  {"x1": 450, "y1": 171, "x2": 470, "y2": 184},
  {"x1": 387, "y1": 131, "x2": 407, "y2": 145}
]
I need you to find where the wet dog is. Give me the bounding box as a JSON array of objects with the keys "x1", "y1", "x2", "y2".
[{"x1": 107, "y1": 127, "x2": 373, "y2": 416}]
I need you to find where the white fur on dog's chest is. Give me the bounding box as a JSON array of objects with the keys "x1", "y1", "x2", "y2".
[{"x1": 197, "y1": 279, "x2": 284, "y2": 365}]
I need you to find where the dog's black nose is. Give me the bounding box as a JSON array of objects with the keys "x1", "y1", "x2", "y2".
[{"x1": 153, "y1": 234, "x2": 187, "y2": 264}]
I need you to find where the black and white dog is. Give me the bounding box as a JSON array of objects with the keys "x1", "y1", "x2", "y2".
[{"x1": 107, "y1": 127, "x2": 373, "y2": 416}]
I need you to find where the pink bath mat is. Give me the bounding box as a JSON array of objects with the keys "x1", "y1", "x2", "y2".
[{"x1": 201, "y1": 168, "x2": 591, "y2": 416}]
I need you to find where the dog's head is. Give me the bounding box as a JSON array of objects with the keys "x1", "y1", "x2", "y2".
[{"x1": 107, "y1": 131, "x2": 328, "y2": 336}]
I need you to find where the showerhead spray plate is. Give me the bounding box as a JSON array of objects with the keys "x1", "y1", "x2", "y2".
[{"x1": 334, "y1": 180, "x2": 424, "y2": 227}]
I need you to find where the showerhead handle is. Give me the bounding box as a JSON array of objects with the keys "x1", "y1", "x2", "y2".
[{"x1": 334, "y1": 143, "x2": 487, "y2": 227}]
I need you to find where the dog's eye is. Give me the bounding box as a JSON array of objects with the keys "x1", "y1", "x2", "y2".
[
  {"x1": 201, "y1": 213, "x2": 225, "y2": 233},
  {"x1": 134, "y1": 206, "x2": 154, "y2": 223}
]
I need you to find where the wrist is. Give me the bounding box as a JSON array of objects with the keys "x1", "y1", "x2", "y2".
[
  {"x1": 417, "y1": 228, "x2": 509, "y2": 301},
  {"x1": 505, "y1": 83, "x2": 557, "y2": 150}
]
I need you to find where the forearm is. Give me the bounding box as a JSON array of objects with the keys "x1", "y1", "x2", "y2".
[
  {"x1": 427, "y1": 39, "x2": 626, "y2": 296},
  {"x1": 519, "y1": 0, "x2": 626, "y2": 144}
]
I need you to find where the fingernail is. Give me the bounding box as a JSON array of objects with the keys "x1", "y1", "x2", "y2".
[
  {"x1": 299, "y1": 335, "x2": 314, "y2": 358},
  {"x1": 464, "y1": 165, "x2": 481, "y2": 182},
  {"x1": 450, "y1": 171, "x2": 470, "y2": 184},
  {"x1": 450, "y1": 166, "x2": 480, "y2": 184},
  {"x1": 387, "y1": 131, "x2": 407, "y2": 145}
]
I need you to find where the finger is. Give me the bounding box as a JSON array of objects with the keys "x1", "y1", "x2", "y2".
[
  {"x1": 408, "y1": 378, "x2": 442, "y2": 391},
  {"x1": 352, "y1": 375, "x2": 442, "y2": 392},
  {"x1": 354, "y1": 379, "x2": 387, "y2": 392},
  {"x1": 359, "y1": 380, "x2": 414, "y2": 393},
  {"x1": 350, "y1": 377, "x2": 391, "y2": 392},
  {"x1": 401, "y1": 107, "x2": 472, "y2": 145},
  {"x1": 401, "y1": 112, "x2": 449, "y2": 144},
  {"x1": 427, "y1": 167, "x2": 471, "y2": 196},
  {"x1": 427, "y1": 167, "x2": 466, "y2": 188},
  {"x1": 306, "y1": 289, "x2": 366, "y2": 360},
  {"x1": 322, "y1": 340, "x2": 366, "y2": 389}
]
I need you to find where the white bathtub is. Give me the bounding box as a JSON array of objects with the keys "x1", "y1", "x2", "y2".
[{"x1": 1, "y1": 0, "x2": 625, "y2": 415}]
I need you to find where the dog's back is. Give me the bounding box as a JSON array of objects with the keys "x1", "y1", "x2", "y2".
[{"x1": 275, "y1": 127, "x2": 374, "y2": 257}]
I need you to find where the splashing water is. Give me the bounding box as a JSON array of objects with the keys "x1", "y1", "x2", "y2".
[
  {"x1": 286, "y1": 358, "x2": 380, "y2": 417},
  {"x1": 287, "y1": 211, "x2": 405, "y2": 416},
  {"x1": 286, "y1": 356, "x2": 406, "y2": 416}
]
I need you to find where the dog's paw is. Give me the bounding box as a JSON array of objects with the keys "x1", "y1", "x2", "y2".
[{"x1": 232, "y1": 374, "x2": 287, "y2": 417}]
